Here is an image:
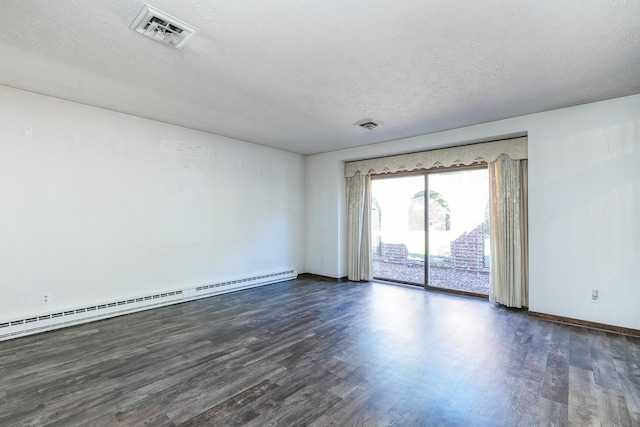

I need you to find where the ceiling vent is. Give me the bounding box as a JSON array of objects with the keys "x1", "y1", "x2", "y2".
[
  {"x1": 129, "y1": 4, "x2": 198, "y2": 48},
  {"x1": 354, "y1": 119, "x2": 382, "y2": 130}
]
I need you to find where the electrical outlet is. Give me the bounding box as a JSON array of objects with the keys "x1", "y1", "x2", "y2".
[
  {"x1": 25, "y1": 128, "x2": 33, "y2": 138},
  {"x1": 591, "y1": 289, "x2": 599, "y2": 303},
  {"x1": 41, "y1": 292, "x2": 51, "y2": 304}
]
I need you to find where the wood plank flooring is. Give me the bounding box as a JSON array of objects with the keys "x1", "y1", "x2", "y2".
[{"x1": 1, "y1": 278, "x2": 639, "y2": 426}]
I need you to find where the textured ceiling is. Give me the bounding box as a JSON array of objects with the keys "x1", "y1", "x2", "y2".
[{"x1": 1, "y1": 1, "x2": 639, "y2": 155}]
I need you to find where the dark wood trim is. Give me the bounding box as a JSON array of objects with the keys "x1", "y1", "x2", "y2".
[
  {"x1": 372, "y1": 278, "x2": 489, "y2": 301},
  {"x1": 298, "y1": 273, "x2": 350, "y2": 283},
  {"x1": 528, "y1": 311, "x2": 640, "y2": 337},
  {"x1": 424, "y1": 284, "x2": 489, "y2": 301},
  {"x1": 373, "y1": 278, "x2": 424, "y2": 288}
]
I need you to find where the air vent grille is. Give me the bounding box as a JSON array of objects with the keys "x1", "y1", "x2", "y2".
[
  {"x1": 354, "y1": 119, "x2": 382, "y2": 130},
  {"x1": 130, "y1": 4, "x2": 198, "y2": 48},
  {"x1": 359, "y1": 122, "x2": 379, "y2": 130}
]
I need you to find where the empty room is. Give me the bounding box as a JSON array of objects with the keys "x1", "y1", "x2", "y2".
[{"x1": 1, "y1": 1, "x2": 639, "y2": 426}]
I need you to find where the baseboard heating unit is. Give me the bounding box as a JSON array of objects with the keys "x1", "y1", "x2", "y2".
[{"x1": 0, "y1": 270, "x2": 297, "y2": 342}]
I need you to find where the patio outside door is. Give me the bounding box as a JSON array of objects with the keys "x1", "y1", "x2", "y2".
[{"x1": 371, "y1": 167, "x2": 491, "y2": 295}]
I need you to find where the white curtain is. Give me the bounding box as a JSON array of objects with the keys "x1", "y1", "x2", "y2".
[
  {"x1": 346, "y1": 172, "x2": 372, "y2": 281},
  {"x1": 488, "y1": 154, "x2": 529, "y2": 307}
]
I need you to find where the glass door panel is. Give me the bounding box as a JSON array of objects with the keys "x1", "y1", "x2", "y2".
[
  {"x1": 371, "y1": 175, "x2": 425, "y2": 285},
  {"x1": 427, "y1": 169, "x2": 490, "y2": 294}
]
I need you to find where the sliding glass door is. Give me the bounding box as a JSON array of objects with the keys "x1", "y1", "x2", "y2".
[
  {"x1": 371, "y1": 167, "x2": 490, "y2": 295},
  {"x1": 371, "y1": 175, "x2": 425, "y2": 285},
  {"x1": 427, "y1": 168, "x2": 490, "y2": 294}
]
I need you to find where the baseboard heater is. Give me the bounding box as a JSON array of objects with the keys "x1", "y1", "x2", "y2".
[{"x1": 0, "y1": 270, "x2": 297, "y2": 342}]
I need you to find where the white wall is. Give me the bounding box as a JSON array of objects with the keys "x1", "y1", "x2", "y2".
[
  {"x1": 0, "y1": 86, "x2": 306, "y2": 323},
  {"x1": 305, "y1": 155, "x2": 345, "y2": 277},
  {"x1": 306, "y1": 94, "x2": 640, "y2": 330}
]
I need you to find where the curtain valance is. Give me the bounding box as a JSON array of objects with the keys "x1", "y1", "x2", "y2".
[{"x1": 345, "y1": 137, "x2": 527, "y2": 178}]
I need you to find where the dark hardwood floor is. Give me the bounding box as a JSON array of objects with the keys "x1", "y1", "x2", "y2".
[{"x1": 1, "y1": 278, "x2": 639, "y2": 426}]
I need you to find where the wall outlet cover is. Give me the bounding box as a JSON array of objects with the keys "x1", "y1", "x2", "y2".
[{"x1": 41, "y1": 293, "x2": 51, "y2": 304}]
